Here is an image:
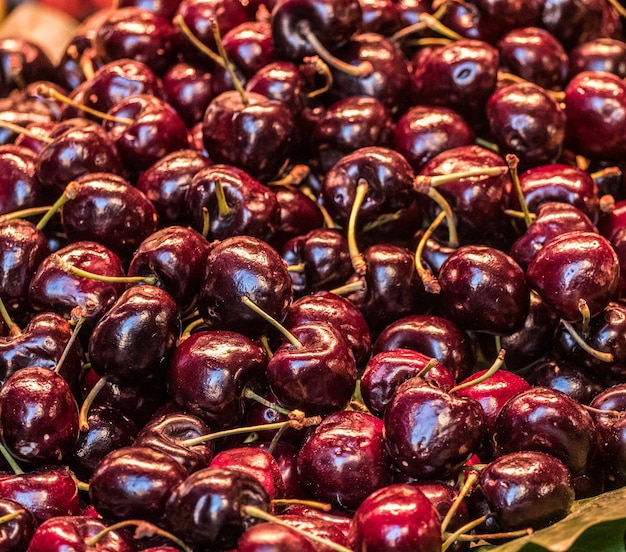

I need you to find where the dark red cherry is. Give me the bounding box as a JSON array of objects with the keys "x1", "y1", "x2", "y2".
[
  {"x1": 493, "y1": 386, "x2": 596, "y2": 475},
  {"x1": 162, "y1": 61, "x2": 215, "y2": 127},
  {"x1": 0, "y1": 497, "x2": 37, "y2": 550},
  {"x1": 384, "y1": 377, "x2": 485, "y2": 479},
  {"x1": 525, "y1": 230, "x2": 619, "y2": 322},
  {"x1": 245, "y1": 61, "x2": 306, "y2": 118},
  {"x1": 0, "y1": 145, "x2": 41, "y2": 215},
  {"x1": 271, "y1": 186, "x2": 325, "y2": 248},
  {"x1": 296, "y1": 410, "x2": 392, "y2": 511},
  {"x1": 237, "y1": 522, "x2": 317, "y2": 552},
  {"x1": 0, "y1": 366, "x2": 79, "y2": 466},
  {"x1": 479, "y1": 450, "x2": 574, "y2": 532},
  {"x1": 164, "y1": 466, "x2": 270, "y2": 550},
  {"x1": 168, "y1": 330, "x2": 268, "y2": 429},
  {"x1": 0, "y1": 38, "x2": 56, "y2": 96},
  {"x1": 117, "y1": 0, "x2": 182, "y2": 19},
  {"x1": 360, "y1": 0, "x2": 403, "y2": 35},
  {"x1": 197, "y1": 235, "x2": 293, "y2": 338},
  {"x1": 568, "y1": 38, "x2": 626, "y2": 79},
  {"x1": 89, "y1": 445, "x2": 188, "y2": 523},
  {"x1": 347, "y1": 483, "x2": 441, "y2": 552}
]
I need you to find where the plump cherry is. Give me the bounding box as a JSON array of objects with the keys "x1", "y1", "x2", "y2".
[
  {"x1": 162, "y1": 61, "x2": 215, "y2": 127},
  {"x1": 568, "y1": 37, "x2": 626, "y2": 79},
  {"x1": 0, "y1": 145, "x2": 41, "y2": 215},
  {"x1": 0, "y1": 497, "x2": 37, "y2": 550},
  {"x1": 237, "y1": 522, "x2": 317, "y2": 552},
  {"x1": 0, "y1": 38, "x2": 56, "y2": 96}
]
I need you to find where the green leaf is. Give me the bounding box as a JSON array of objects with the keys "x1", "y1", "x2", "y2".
[{"x1": 477, "y1": 487, "x2": 626, "y2": 552}]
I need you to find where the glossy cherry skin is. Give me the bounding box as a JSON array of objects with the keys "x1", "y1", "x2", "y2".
[
  {"x1": 0, "y1": 219, "x2": 49, "y2": 313},
  {"x1": 296, "y1": 410, "x2": 392, "y2": 511},
  {"x1": 360, "y1": 0, "x2": 402, "y2": 35},
  {"x1": 168, "y1": 330, "x2": 268, "y2": 429},
  {"x1": 210, "y1": 446, "x2": 285, "y2": 502},
  {"x1": 134, "y1": 411, "x2": 213, "y2": 474},
  {"x1": 135, "y1": 148, "x2": 211, "y2": 226},
  {"x1": 94, "y1": 6, "x2": 178, "y2": 75},
  {"x1": 267, "y1": 321, "x2": 357, "y2": 414},
  {"x1": 0, "y1": 466, "x2": 81, "y2": 523},
  {"x1": 479, "y1": 451, "x2": 574, "y2": 532},
  {"x1": 61, "y1": 172, "x2": 158, "y2": 260},
  {"x1": 384, "y1": 378, "x2": 485, "y2": 479},
  {"x1": 68, "y1": 405, "x2": 138, "y2": 482},
  {"x1": 486, "y1": 81, "x2": 565, "y2": 167},
  {"x1": 89, "y1": 445, "x2": 188, "y2": 523},
  {"x1": 411, "y1": 39, "x2": 499, "y2": 121},
  {"x1": 237, "y1": 522, "x2": 317, "y2": 552},
  {"x1": 270, "y1": 0, "x2": 363, "y2": 62},
  {"x1": 525, "y1": 230, "x2": 619, "y2": 322},
  {"x1": 270, "y1": 186, "x2": 324, "y2": 249},
  {"x1": 0, "y1": 497, "x2": 37, "y2": 551},
  {"x1": 312, "y1": 96, "x2": 394, "y2": 173},
  {"x1": 394, "y1": 105, "x2": 474, "y2": 174},
  {"x1": 285, "y1": 290, "x2": 371, "y2": 368},
  {"x1": 185, "y1": 164, "x2": 280, "y2": 242},
  {"x1": 104, "y1": 94, "x2": 190, "y2": 174},
  {"x1": 347, "y1": 483, "x2": 441, "y2": 552},
  {"x1": 373, "y1": 314, "x2": 476, "y2": 382},
  {"x1": 27, "y1": 515, "x2": 136, "y2": 552},
  {"x1": 197, "y1": 235, "x2": 293, "y2": 338},
  {"x1": 321, "y1": 146, "x2": 416, "y2": 229},
  {"x1": 361, "y1": 349, "x2": 455, "y2": 418},
  {"x1": 28, "y1": 241, "x2": 125, "y2": 320},
  {"x1": 0, "y1": 366, "x2": 79, "y2": 466},
  {"x1": 0, "y1": 145, "x2": 41, "y2": 215},
  {"x1": 162, "y1": 62, "x2": 215, "y2": 127},
  {"x1": 88, "y1": 285, "x2": 180, "y2": 386},
  {"x1": 438, "y1": 244, "x2": 530, "y2": 335},
  {"x1": 564, "y1": 71, "x2": 626, "y2": 162},
  {"x1": 35, "y1": 118, "x2": 123, "y2": 195},
  {"x1": 164, "y1": 466, "x2": 270, "y2": 550},
  {"x1": 493, "y1": 386, "x2": 596, "y2": 475},
  {"x1": 245, "y1": 61, "x2": 306, "y2": 118},
  {"x1": 202, "y1": 90, "x2": 294, "y2": 182},
  {"x1": 568, "y1": 38, "x2": 626, "y2": 79},
  {"x1": 497, "y1": 27, "x2": 568, "y2": 91},
  {"x1": 0, "y1": 38, "x2": 56, "y2": 96},
  {"x1": 127, "y1": 225, "x2": 211, "y2": 310}
]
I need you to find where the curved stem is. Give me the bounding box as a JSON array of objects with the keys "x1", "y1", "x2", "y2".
[
  {"x1": 303, "y1": 56, "x2": 333, "y2": 99},
  {"x1": 418, "y1": 11, "x2": 463, "y2": 40},
  {"x1": 506, "y1": 154, "x2": 532, "y2": 229},
  {"x1": 179, "y1": 317, "x2": 206, "y2": 341},
  {"x1": 424, "y1": 187, "x2": 459, "y2": 248},
  {"x1": 240, "y1": 296, "x2": 303, "y2": 349},
  {"x1": 268, "y1": 165, "x2": 311, "y2": 187},
  {"x1": 347, "y1": 180, "x2": 368, "y2": 277},
  {"x1": 213, "y1": 177, "x2": 231, "y2": 218},
  {"x1": 242, "y1": 387, "x2": 291, "y2": 416},
  {"x1": 79, "y1": 377, "x2": 108, "y2": 431},
  {"x1": 172, "y1": 14, "x2": 225, "y2": 68},
  {"x1": 0, "y1": 443, "x2": 23, "y2": 475},
  {"x1": 414, "y1": 210, "x2": 446, "y2": 294},
  {"x1": 54, "y1": 256, "x2": 157, "y2": 285},
  {"x1": 211, "y1": 19, "x2": 249, "y2": 106},
  {"x1": 449, "y1": 349, "x2": 506, "y2": 394},
  {"x1": 37, "y1": 181, "x2": 81, "y2": 230},
  {"x1": 329, "y1": 279, "x2": 366, "y2": 297},
  {"x1": 85, "y1": 519, "x2": 192, "y2": 552},
  {"x1": 579, "y1": 298, "x2": 591, "y2": 338},
  {"x1": 561, "y1": 320, "x2": 614, "y2": 363}
]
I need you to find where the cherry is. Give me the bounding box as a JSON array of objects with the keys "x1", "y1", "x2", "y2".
[
  {"x1": 237, "y1": 522, "x2": 317, "y2": 552},
  {"x1": 296, "y1": 410, "x2": 392, "y2": 511},
  {"x1": 0, "y1": 497, "x2": 37, "y2": 551},
  {"x1": 89, "y1": 445, "x2": 188, "y2": 523},
  {"x1": 164, "y1": 466, "x2": 270, "y2": 550},
  {"x1": 360, "y1": 0, "x2": 403, "y2": 35},
  {"x1": 0, "y1": 145, "x2": 41, "y2": 215},
  {"x1": 437, "y1": 244, "x2": 530, "y2": 335},
  {"x1": 383, "y1": 376, "x2": 485, "y2": 480},
  {"x1": 347, "y1": 483, "x2": 442, "y2": 552},
  {"x1": 0, "y1": 38, "x2": 56, "y2": 97},
  {"x1": 525, "y1": 230, "x2": 619, "y2": 322},
  {"x1": 168, "y1": 330, "x2": 268, "y2": 429},
  {"x1": 271, "y1": 184, "x2": 325, "y2": 249},
  {"x1": 0, "y1": 366, "x2": 79, "y2": 466},
  {"x1": 493, "y1": 386, "x2": 597, "y2": 475},
  {"x1": 568, "y1": 38, "x2": 626, "y2": 79},
  {"x1": 479, "y1": 450, "x2": 575, "y2": 532},
  {"x1": 162, "y1": 61, "x2": 215, "y2": 127}
]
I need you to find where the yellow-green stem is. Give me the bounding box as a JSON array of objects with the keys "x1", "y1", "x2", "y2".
[{"x1": 241, "y1": 296, "x2": 303, "y2": 349}]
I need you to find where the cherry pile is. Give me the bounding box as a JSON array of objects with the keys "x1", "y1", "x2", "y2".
[{"x1": 0, "y1": 0, "x2": 625, "y2": 550}]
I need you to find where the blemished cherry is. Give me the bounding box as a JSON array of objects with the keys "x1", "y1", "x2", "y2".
[
  {"x1": 347, "y1": 483, "x2": 442, "y2": 552},
  {"x1": 89, "y1": 445, "x2": 188, "y2": 523},
  {"x1": 296, "y1": 410, "x2": 392, "y2": 511},
  {"x1": 525, "y1": 230, "x2": 620, "y2": 322},
  {"x1": 479, "y1": 450, "x2": 575, "y2": 532}
]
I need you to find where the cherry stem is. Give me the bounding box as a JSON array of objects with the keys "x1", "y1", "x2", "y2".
[
  {"x1": 560, "y1": 320, "x2": 614, "y2": 362},
  {"x1": 347, "y1": 180, "x2": 368, "y2": 277},
  {"x1": 415, "y1": 210, "x2": 446, "y2": 294},
  {"x1": 300, "y1": 185, "x2": 337, "y2": 229},
  {"x1": 389, "y1": 3, "x2": 448, "y2": 42},
  {"x1": 297, "y1": 20, "x2": 373, "y2": 78},
  {"x1": 241, "y1": 296, "x2": 303, "y2": 349},
  {"x1": 211, "y1": 19, "x2": 249, "y2": 106},
  {"x1": 173, "y1": 14, "x2": 226, "y2": 68},
  {"x1": 0, "y1": 205, "x2": 52, "y2": 223},
  {"x1": 504, "y1": 208, "x2": 536, "y2": 222},
  {"x1": 85, "y1": 519, "x2": 192, "y2": 552},
  {"x1": 415, "y1": 166, "x2": 509, "y2": 189},
  {"x1": 79, "y1": 376, "x2": 108, "y2": 431},
  {"x1": 181, "y1": 414, "x2": 321, "y2": 447},
  {"x1": 0, "y1": 509, "x2": 25, "y2": 525},
  {"x1": 583, "y1": 404, "x2": 626, "y2": 418},
  {"x1": 607, "y1": 0, "x2": 626, "y2": 18},
  {"x1": 213, "y1": 177, "x2": 231, "y2": 218},
  {"x1": 505, "y1": 154, "x2": 533, "y2": 229},
  {"x1": 452, "y1": 526, "x2": 533, "y2": 542},
  {"x1": 424, "y1": 187, "x2": 459, "y2": 248},
  {"x1": 591, "y1": 165, "x2": 622, "y2": 183},
  {"x1": 242, "y1": 505, "x2": 353, "y2": 552},
  {"x1": 442, "y1": 515, "x2": 489, "y2": 551},
  {"x1": 417, "y1": 11, "x2": 464, "y2": 41},
  {"x1": 416, "y1": 358, "x2": 439, "y2": 379},
  {"x1": 260, "y1": 335, "x2": 274, "y2": 359},
  {"x1": 242, "y1": 387, "x2": 291, "y2": 416},
  {"x1": 441, "y1": 470, "x2": 479, "y2": 536},
  {"x1": 303, "y1": 55, "x2": 333, "y2": 98},
  {"x1": 37, "y1": 181, "x2": 82, "y2": 231},
  {"x1": 54, "y1": 256, "x2": 158, "y2": 286},
  {"x1": 267, "y1": 422, "x2": 288, "y2": 454},
  {"x1": 497, "y1": 71, "x2": 565, "y2": 101},
  {"x1": 0, "y1": 295, "x2": 20, "y2": 337},
  {"x1": 75, "y1": 480, "x2": 90, "y2": 492},
  {"x1": 80, "y1": 48, "x2": 96, "y2": 81},
  {"x1": 35, "y1": 84, "x2": 134, "y2": 125},
  {"x1": 268, "y1": 164, "x2": 311, "y2": 187},
  {"x1": 287, "y1": 263, "x2": 306, "y2": 273},
  {"x1": 0, "y1": 442, "x2": 23, "y2": 475},
  {"x1": 0, "y1": 119, "x2": 53, "y2": 143},
  {"x1": 201, "y1": 206, "x2": 210, "y2": 238},
  {"x1": 54, "y1": 305, "x2": 89, "y2": 375},
  {"x1": 179, "y1": 316, "x2": 206, "y2": 341},
  {"x1": 329, "y1": 279, "x2": 366, "y2": 296},
  {"x1": 449, "y1": 349, "x2": 506, "y2": 394},
  {"x1": 272, "y1": 498, "x2": 332, "y2": 512},
  {"x1": 579, "y1": 298, "x2": 591, "y2": 338}
]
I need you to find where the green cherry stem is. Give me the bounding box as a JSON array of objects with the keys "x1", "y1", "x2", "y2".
[
  {"x1": 442, "y1": 515, "x2": 489, "y2": 552},
  {"x1": 389, "y1": 3, "x2": 448, "y2": 42},
  {"x1": 242, "y1": 387, "x2": 292, "y2": 416},
  {"x1": 449, "y1": 349, "x2": 506, "y2": 394},
  {"x1": 506, "y1": 154, "x2": 533, "y2": 229},
  {"x1": 214, "y1": 176, "x2": 232, "y2": 218},
  {"x1": 268, "y1": 164, "x2": 311, "y2": 187},
  {"x1": 36, "y1": 180, "x2": 82, "y2": 230},
  {"x1": 560, "y1": 320, "x2": 614, "y2": 363},
  {"x1": 347, "y1": 180, "x2": 368, "y2": 277},
  {"x1": 85, "y1": 519, "x2": 193, "y2": 552},
  {"x1": 441, "y1": 470, "x2": 479, "y2": 536},
  {"x1": 54, "y1": 305, "x2": 91, "y2": 375},
  {"x1": 0, "y1": 509, "x2": 26, "y2": 525},
  {"x1": 0, "y1": 119, "x2": 53, "y2": 143},
  {"x1": 414, "y1": 210, "x2": 446, "y2": 294},
  {"x1": 172, "y1": 14, "x2": 226, "y2": 68},
  {"x1": 0, "y1": 296, "x2": 21, "y2": 337},
  {"x1": 211, "y1": 18, "x2": 249, "y2": 106},
  {"x1": 272, "y1": 498, "x2": 332, "y2": 511},
  {"x1": 415, "y1": 358, "x2": 439, "y2": 379},
  {"x1": 0, "y1": 442, "x2": 23, "y2": 475},
  {"x1": 240, "y1": 295, "x2": 303, "y2": 349},
  {"x1": 79, "y1": 376, "x2": 108, "y2": 431},
  {"x1": 54, "y1": 256, "x2": 158, "y2": 285}
]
